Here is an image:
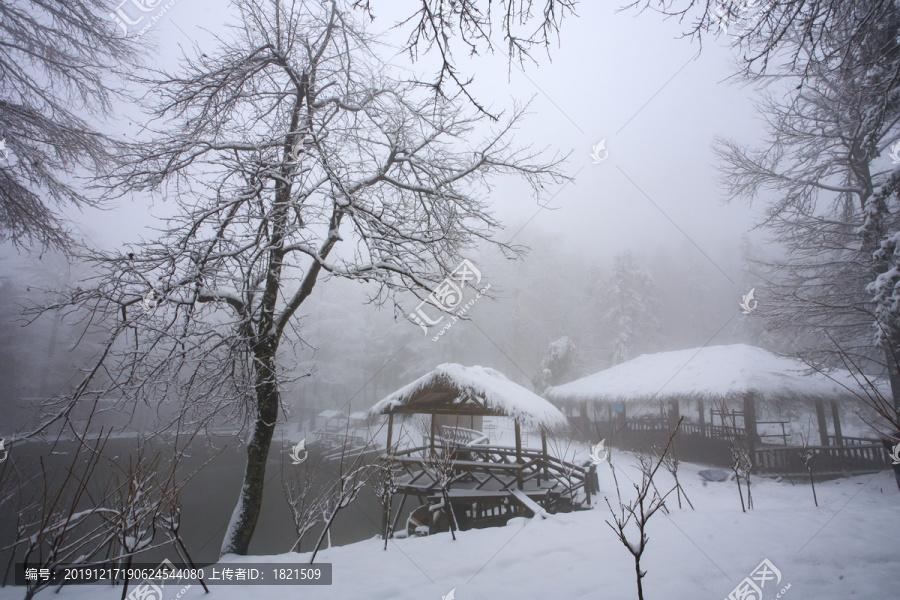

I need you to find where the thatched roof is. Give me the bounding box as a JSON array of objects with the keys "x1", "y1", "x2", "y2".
[
  {"x1": 546, "y1": 344, "x2": 878, "y2": 406},
  {"x1": 368, "y1": 363, "x2": 568, "y2": 430}
]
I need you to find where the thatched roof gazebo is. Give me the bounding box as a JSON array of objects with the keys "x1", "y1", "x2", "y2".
[
  {"x1": 370, "y1": 363, "x2": 567, "y2": 430},
  {"x1": 547, "y1": 344, "x2": 865, "y2": 407},
  {"x1": 369, "y1": 364, "x2": 568, "y2": 477},
  {"x1": 368, "y1": 364, "x2": 594, "y2": 535},
  {"x1": 545, "y1": 344, "x2": 891, "y2": 475}
]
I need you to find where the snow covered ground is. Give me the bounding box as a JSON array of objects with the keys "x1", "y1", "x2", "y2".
[{"x1": 4, "y1": 446, "x2": 899, "y2": 600}]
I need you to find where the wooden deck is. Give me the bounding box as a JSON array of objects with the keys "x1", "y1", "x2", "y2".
[
  {"x1": 384, "y1": 442, "x2": 598, "y2": 534},
  {"x1": 389, "y1": 444, "x2": 597, "y2": 507}
]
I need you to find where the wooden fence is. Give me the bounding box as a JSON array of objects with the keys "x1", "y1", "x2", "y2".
[
  {"x1": 584, "y1": 418, "x2": 892, "y2": 476},
  {"x1": 754, "y1": 443, "x2": 891, "y2": 476}
]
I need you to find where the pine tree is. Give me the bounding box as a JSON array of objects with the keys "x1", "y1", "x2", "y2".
[{"x1": 601, "y1": 253, "x2": 660, "y2": 365}]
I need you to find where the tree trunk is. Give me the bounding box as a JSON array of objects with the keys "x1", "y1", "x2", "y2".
[
  {"x1": 634, "y1": 556, "x2": 644, "y2": 600},
  {"x1": 220, "y1": 352, "x2": 279, "y2": 556},
  {"x1": 884, "y1": 344, "x2": 900, "y2": 414}
]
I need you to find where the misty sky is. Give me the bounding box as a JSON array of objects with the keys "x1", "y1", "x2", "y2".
[{"x1": 7, "y1": 1, "x2": 772, "y2": 279}]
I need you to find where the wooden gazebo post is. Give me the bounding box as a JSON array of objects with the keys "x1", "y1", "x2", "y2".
[
  {"x1": 698, "y1": 399, "x2": 706, "y2": 435},
  {"x1": 667, "y1": 398, "x2": 680, "y2": 430},
  {"x1": 742, "y1": 392, "x2": 761, "y2": 456},
  {"x1": 607, "y1": 401, "x2": 613, "y2": 438},
  {"x1": 540, "y1": 427, "x2": 549, "y2": 481},
  {"x1": 382, "y1": 411, "x2": 395, "y2": 541},
  {"x1": 386, "y1": 412, "x2": 394, "y2": 451},
  {"x1": 430, "y1": 406, "x2": 437, "y2": 453},
  {"x1": 814, "y1": 399, "x2": 829, "y2": 446},
  {"x1": 514, "y1": 419, "x2": 524, "y2": 490},
  {"x1": 830, "y1": 400, "x2": 844, "y2": 446}
]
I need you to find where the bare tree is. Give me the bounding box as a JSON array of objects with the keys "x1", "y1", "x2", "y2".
[
  {"x1": 372, "y1": 451, "x2": 404, "y2": 550},
  {"x1": 716, "y1": 400, "x2": 753, "y2": 512},
  {"x1": 805, "y1": 336, "x2": 900, "y2": 434},
  {"x1": 283, "y1": 453, "x2": 328, "y2": 553},
  {"x1": 713, "y1": 2, "x2": 900, "y2": 409},
  {"x1": 308, "y1": 460, "x2": 371, "y2": 563},
  {"x1": 0, "y1": 0, "x2": 138, "y2": 249},
  {"x1": 352, "y1": 0, "x2": 577, "y2": 116},
  {"x1": 796, "y1": 427, "x2": 819, "y2": 507},
  {"x1": 36, "y1": 0, "x2": 564, "y2": 556},
  {"x1": 421, "y1": 433, "x2": 461, "y2": 540},
  {"x1": 1, "y1": 433, "x2": 198, "y2": 600},
  {"x1": 656, "y1": 439, "x2": 693, "y2": 510},
  {"x1": 604, "y1": 420, "x2": 681, "y2": 600},
  {"x1": 1, "y1": 433, "x2": 112, "y2": 600},
  {"x1": 627, "y1": 0, "x2": 898, "y2": 89}
]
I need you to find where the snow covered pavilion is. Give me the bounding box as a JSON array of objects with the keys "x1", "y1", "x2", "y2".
[
  {"x1": 545, "y1": 344, "x2": 892, "y2": 476},
  {"x1": 368, "y1": 364, "x2": 598, "y2": 536}
]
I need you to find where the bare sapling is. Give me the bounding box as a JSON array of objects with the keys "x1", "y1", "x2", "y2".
[
  {"x1": 372, "y1": 453, "x2": 404, "y2": 550},
  {"x1": 1, "y1": 429, "x2": 116, "y2": 600},
  {"x1": 605, "y1": 418, "x2": 682, "y2": 600},
  {"x1": 282, "y1": 452, "x2": 328, "y2": 553},
  {"x1": 422, "y1": 430, "x2": 462, "y2": 540},
  {"x1": 308, "y1": 444, "x2": 373, "y2": 563},
  {"x1": 797, "y1": 426, "x2": 819, "y2": 507},
  {"x1": 716, "y1": 400, "x2": 753, "y2": 511},
  {"x1": 656, "y1": 440, "x2": 693, "y2": 510},
  {"x1": 803, "y1": 335, "x2": 900, "y2": 433},
  {"x1": 546, "y1": 431, "x2": 581, "y2": 506},
  {"x1": 1, "y1": 431, "x2": 198, "y2": 600}
]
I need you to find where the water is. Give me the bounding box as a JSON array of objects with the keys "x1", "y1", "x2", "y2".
[{"x1": 0, "y1": 434, "x2": 383, "y2": 573}]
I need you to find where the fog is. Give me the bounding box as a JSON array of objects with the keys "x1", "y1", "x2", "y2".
[
  {"x1": 9, "y1": 2, "x2": 895, "y2": 599},
  {"x1": 0, "y1": 0, "x2": 774, "y2": 428}
]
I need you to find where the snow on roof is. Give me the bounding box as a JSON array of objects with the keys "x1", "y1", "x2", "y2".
[
  {"x1": 368, "y1": 363, "x2": 568, "y2": 430},
  {"x1": 546, "y1": 344, "x2": 877, "y2": 406},
  {"x1": 318, "y1": 410, "x2": 346, "y2": 420}
]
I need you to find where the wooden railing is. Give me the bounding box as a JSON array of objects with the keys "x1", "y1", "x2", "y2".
[
  {"x1": 439, "y1": 425, "x2": 490, "y2": 447},
  {"x1": 678, "y1": 422, "x2": 744, "y2": 440},
  {"x1": 577, "y1": 418, "x2": 893, "y2": 476},
  {"x1": 827, "y1": 435, "x2": 880, "y2": 446},
  {"x1": 754, "y1": 443, "x2": 890, "y2": 475},
  {"x1": 625, "y1": 419, "x2": 744, "y2": 442},
  {"x1": 385, "y1": 443, "x2": 598, "y2": 513}
]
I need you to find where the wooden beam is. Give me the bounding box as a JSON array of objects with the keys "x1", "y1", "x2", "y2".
[
  {"x1": 508, "y1": 489, "x2": 548, "y2": 519},
  {"x1": 815, "y1": 399, "x2": 829, "y2": 446},
  {"x1": 541, "y1": 428, "x2": 549, "y2": 482},
  {"x1": 386, "y1": 413, "x2": 394, "y2": 453},
  {"x1": 743, "y1": 393, "x2": 760, "y2": 453},
  {"x1": 830, "y1": 400, "x2": 843, "y2": 446},
  {"x1": 668, "y1": 398, "x2": 680, "y2": 431},
  {"x1": 514, "y1": 419, "x2": 523, "y2": 490},
  {"x1": 382, "y1": 415, "x2": 393, "y2": 541},
  {"x1": 379, "y1": 406, "x2": 508, "y2": 417},
  {"x1": 430, "y1": 406, "x2": 436, "y2": 452},
  {"x1": 541, "y1": 428, "x2": 548, "y2": 461}
]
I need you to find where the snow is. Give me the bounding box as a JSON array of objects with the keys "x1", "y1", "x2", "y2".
[
  {"x1": 368, "y1": 363, "x2": 568, "y2": 430},
  {"x1": 546, "y1": 344, "x2": 883, "y2": 406},
  {"x1": 317, "y1": 410, "x2": 346, "y2": 420},
  {"x1": 9, "y1": 449, "x2": 899, "y2": 599}
]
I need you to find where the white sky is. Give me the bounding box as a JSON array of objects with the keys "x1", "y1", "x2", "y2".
[{"x1": 18, "y1": 1, "x2": 776, "y2": 280}]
